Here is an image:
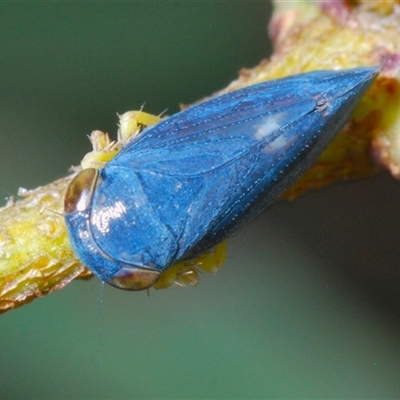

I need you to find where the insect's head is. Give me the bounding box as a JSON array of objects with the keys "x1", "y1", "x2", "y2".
[{"x1": 64, "y1": 168, "x2": 161, "y2": 290}]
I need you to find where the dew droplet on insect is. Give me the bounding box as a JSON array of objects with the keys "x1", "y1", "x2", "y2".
[{"x1": 254, "y1": 111, "x2": 287, "y2": 140}]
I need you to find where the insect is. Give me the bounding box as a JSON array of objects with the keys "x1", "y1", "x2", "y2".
[{"x1": 64, "y1": 67, "x2": 379, "y2": 290}]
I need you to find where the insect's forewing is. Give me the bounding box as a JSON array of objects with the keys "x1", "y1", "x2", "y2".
[{"x1": 88, "y1": 68, "x2": 378, "y2": 271}]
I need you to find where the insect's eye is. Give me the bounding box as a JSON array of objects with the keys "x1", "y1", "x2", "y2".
[
  {"x1": 64, "y1": 168, "x2": 99, "y2": 214},
  {"x1": 107, "y1": 265, "x2": 161, "y2": 291}
]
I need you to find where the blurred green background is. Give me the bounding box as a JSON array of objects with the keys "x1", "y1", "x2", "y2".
[{"x1": 1, "y1": 2, "x2": 400, "y2": 399}]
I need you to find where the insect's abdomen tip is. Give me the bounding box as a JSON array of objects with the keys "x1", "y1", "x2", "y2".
[
  {"x1": 345, "y1": 66, "x2": 380, "y2": 86},
  {"x1": 322, "y1": 66, "x2": 379, "y2": 110}
]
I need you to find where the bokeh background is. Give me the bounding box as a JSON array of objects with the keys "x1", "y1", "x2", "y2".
[{"x1": 1, "y1": 2, "x2": 400, "y2": 399}]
